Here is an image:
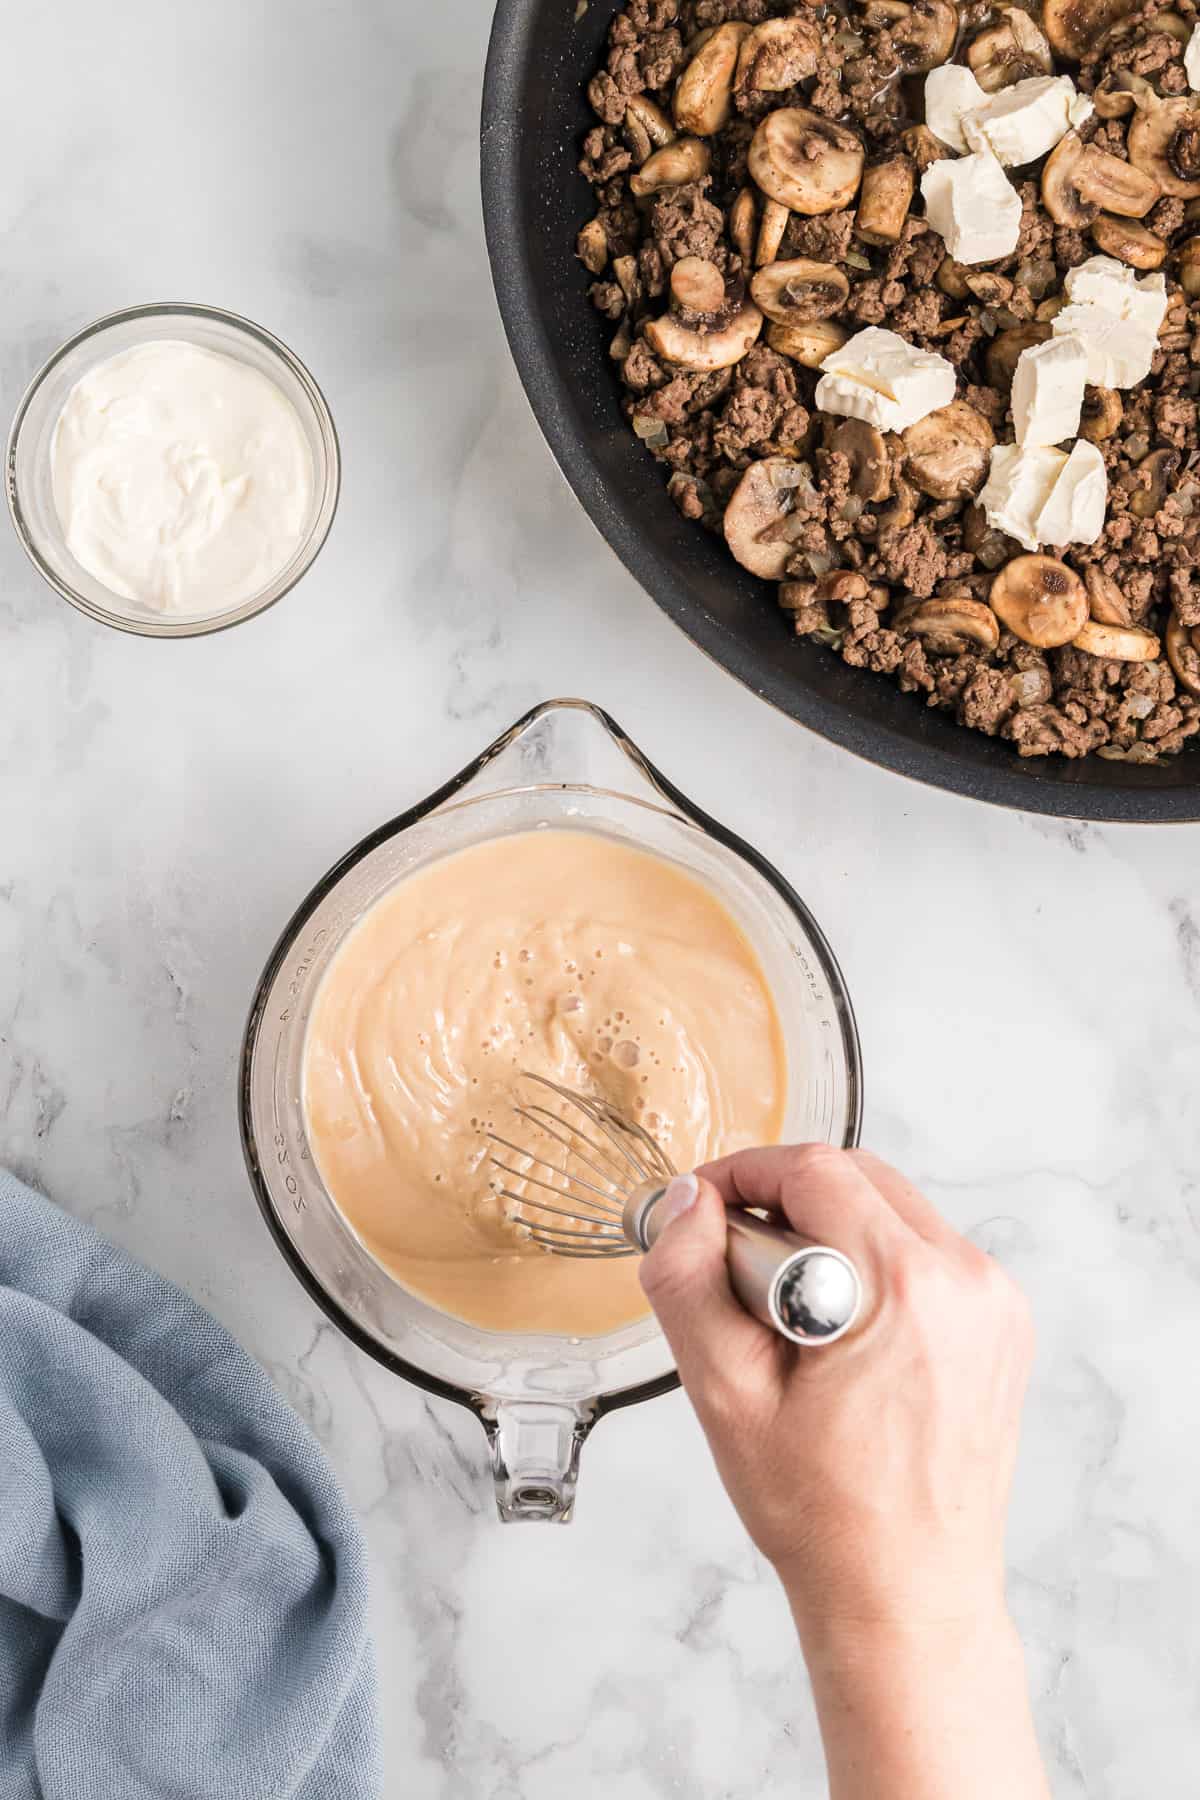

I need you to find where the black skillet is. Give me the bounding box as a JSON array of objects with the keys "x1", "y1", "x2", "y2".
[{"x1": 480, "y1": 0, "x2": 1200, "y2": 821}]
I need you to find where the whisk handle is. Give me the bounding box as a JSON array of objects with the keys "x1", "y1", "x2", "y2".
[{"x1": 628, "y1": 1183, "x2": 862, "y2": 1348}]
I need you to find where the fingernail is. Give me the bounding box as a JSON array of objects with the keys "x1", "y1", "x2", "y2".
[{"x1": 658, "y1": 1172, "x2": 699, "y2": 1227}]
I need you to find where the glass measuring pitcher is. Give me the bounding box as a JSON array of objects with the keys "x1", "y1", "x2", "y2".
[{"x1": 239, "y1": 700, "x2": 862, "y2": 1521}]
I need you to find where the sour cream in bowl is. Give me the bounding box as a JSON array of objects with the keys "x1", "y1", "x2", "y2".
[{"x1": 7, "y1": 303, "x2": 339, "y2": 637}]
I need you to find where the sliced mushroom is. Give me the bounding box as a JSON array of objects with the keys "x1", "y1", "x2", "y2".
[
  {"x1": 756, "y1": 198, "x2": 791, "y2": 266},
  {"x1": 964, "y1": 271, "x2": 1014, "y2": 305},
  {"x1": 1043, "y1": 132, "x2": 1161, "y2": 227},
  {"x1": 669, "y1": 256, "x2": 728, "y2": 317},
  {"x1": 766, "y1": 318, "x2": 848, "y2": 367},
  {"x1": 1035, "y1": 295, "x2": 1065, "y2": 322},
  {"x1": 901, "y1": 402, "x2": 995, "y2": 501},
  {"x1": 750, "y1": 257, "x2": 850, "y2": 324},
  {"x1": 1090, "y1": 214, "x2": 1167, "y2": 269},
  {"x1": 856, "y1": 157, "x2": 917, "y2": 245},
  {"x1": 1128, "y1": 98, "x2": 1200, "y2": 201},
  {"x1": 937, "y1": 258, "x2": 972, "y2": 300},
  {"x1": 645, "y1": 299, "x2": 763, "y2": 370},
  {"x1": 1079, "y1": 386, "x2": 1123, "y2": 441},
  {"x1": 967, "y1": 9, "x2": 1053, "y2": 91},
  {"x1": 577, "y1": 218, "x2": 608, "y2": 275},
  {"x1": 1084, "y1": 567, "x2": 1133, "y2": 627},
  {"x1": 626, "y1": 94, "x2": 675, "y2": 149},
  {"x1": 895, "y1": 596, "x2": 1002, "y2": 654},
  {"x1": 723, "y1": 456, "x2": 814, "y2": 579},
  {"x1": 989, "y1": 554, "x2": 1089, "y2": 648},
  {"x1": 748, "y1": 108, "x2": 865, "y2": 215},
  {"x1": 1043, "y1": 0, "x2": 1134, "y2": 61},
  {"x1": 863, "y1": 0, "x2": 958, "y2": 71},
  {"x1": 630, "y1": 137, "x2": 712, "y2": 198},
  {"x1": 612, "y1": 254, "x2": 640, "y2": 306},
  {"x1": 1179, "y1": 237, "x2": 1200, "y2": 298},
  {"x1": 673, "y1": 22, "x2": 750, "y2": 137},
  {"x1": 735, "y1": 15, "x2": 822, "y2": 94},
  {"x1": 1091, "y1": 70, "x2": 1156, "y2": 120},
  {"x1": 1166, "y1": 611, "x2": 1200, "y2": 695},
  {"x1": 985, "y1": 323, "x2": 1051, "y2": 392},
  {"x1": 1129, "y1": 447, "x2": 1180, "y2": 519},
  {"x1": 730, "y1": 186, "x2": 756, "y2": 267},
  {"x1": 901, "y1": 123, "x2": 954, "y2": 170},
  {"x1": 823, "y1": 417, "x2": 891, "y2": 502},
  {"x1": 878, "y1": 476, "x2": 919, "y2": 534},
  {"x1": 1071, "y1": 619, "x2": 1162, "y2": 660}
]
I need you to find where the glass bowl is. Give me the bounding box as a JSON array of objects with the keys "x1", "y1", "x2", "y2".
[
  {"x1": 6, "y1": 302, "x2": 340, "y2": 638},
  {"x1": 239, "y1": 700, "x2": 863, "y2": 1520}
]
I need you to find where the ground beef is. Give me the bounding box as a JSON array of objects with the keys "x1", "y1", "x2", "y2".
[{"x1": 579, "y1": 0, "x2": 1200, "y2": 763}]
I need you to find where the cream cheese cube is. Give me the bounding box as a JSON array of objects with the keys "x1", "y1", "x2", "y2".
[
  {"x1": 979, "y1": 443, "x2": 1068, "y2": 552},
  {"x1": 1035, "y1": 439, "x2": 1108, "y2": 547},
  {"x1": 920, "y1": 149, "x2": 1022, "y2": 264},
  {"x1": 1062, "y1": 255, "x2": 1167, "y2": 333},
  {"x1": 1185, "y1": 21, "x2": 1200, "y2": 89},
  {"x1": 1051, "y1": 305, "x2": 1159, "y2": 388},
  {"x1": 1012, "y1": 335, "x2": 1088, "y2": 446},
  {"x1": 963, "y1": 75, "x2": 1093, "y2": 167},
  {"x1": 924, "y1": 65, "x2": 989, "y2": 153},
  {"x1": 815, "y1": 326, "x2": 957, "y2": 432}
]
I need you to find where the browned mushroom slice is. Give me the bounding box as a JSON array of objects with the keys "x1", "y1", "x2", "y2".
[
  {"x1": 967, "y1": 9, "x2": 1053, "y2": 90},
  {"x1": 750, "y1": 258, "x2": 850, "y2": 324},
  {"x1": 748, "y1": 109, "x2": 865, "y2": 215},
  {"x1": 673, "y1": 22, "x2": 750, "y2": 137},
  {"x1": 863, "y1": 0, "x2": 958, "y2": 71},
  {"x1": 823, "y1": 417, "x2": 892, "y2": 502},
  {"x1": 626, "y1": 94, "x2": 675, "y2": 149},
  {"x1": 630, "y1": 137, "x2": 712, "y2": 198},
  {"x1": 1084, "y1": 567, "x2": 1134, "y2": 627},
  {"x1": 1127, "y1": 99, "x2": 1200, "y2": 201},
  {"x1": 730, "y1": 187, "x2": 757, "y2": 267},
  {"x1": 1043, "y1": 0, "x2": 1134, "y2": 61},
  {"x1": 1079, "y1": 386, "x2": 1123, "y2": 442},
  {"x1": 1180, "y1": 237, "x2": 1200, "y2": 297},
  {"x1": 766, "y1": 318, "x2": 848, "y2": 367},
  {"x1": 1089, "y1": 215, "x2": 1167, "y2": 269},
  {"x1": 645, "y1": 300, "x2": 763, "y2": 370},
  {"x1": 936, "y1": 258, "x2": 972, "y2": 300},
  {"x1": 984, "y1": 323, "x2": 1052, "y2": 392},
  {"x1": 1042, "y1": 131, "x2": 1160, "y2": 228},
  {"x1": 1071, "y1": 619, "x2": 1162, "y2": 660},
  {"x1": 1166, "y1": 611, "x2": 1200, "y2": 694},
  {"x1": 577, "y1": 218, "x2": 608, "y2": 275},
  {"x1": 723, "y1": 456, "x2": 814, "y2": 579},
  {"x1": 735, "y1": 15, "x2": 822, "y2": 94},
  {"x1": 878, "y1": 476, "x2": 919, "y2": 533},
  {"x1": 901, "y1": 402, "x2": 995, "y2": 501},
  {"x1": 856, "y1": 157, "x2": 917, "y2": 245},
  {"x1": 669, "y1": 256, "x2": 728, "y2": 317},
  {"x1": 755, "y1": 199, "x2": 790, "y2": 266},
  {"x1": 895, "y1": 596, "x2": 1002, "y2": 654},
  {"x1": 989, "y1": 554, "x2": 1089, "y2": 648},
  {"x1": 1129, "y1": 447, "x2": 1180, "y2": 519},
  {"x1": 1091, "y1": 70, "x2": 1156, "y2": 119}
]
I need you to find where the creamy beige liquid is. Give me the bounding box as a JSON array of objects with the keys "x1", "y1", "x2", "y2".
[{"x1": 303, "y1": 831, "x2": 786, "y2": 1335}]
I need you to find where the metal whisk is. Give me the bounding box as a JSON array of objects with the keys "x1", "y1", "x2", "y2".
[{"x1": 488, "y1": 1074, "x2": 862, "y2": 1348}]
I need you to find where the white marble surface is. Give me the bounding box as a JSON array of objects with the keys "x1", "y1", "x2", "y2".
[{"x1": 3, "y1": 3, "x2": 1200, "y2": 1794}]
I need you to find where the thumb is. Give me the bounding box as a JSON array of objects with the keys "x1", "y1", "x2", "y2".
[{"x1": 639, "y1": 1174, "x2": 769, "y2": 1393}]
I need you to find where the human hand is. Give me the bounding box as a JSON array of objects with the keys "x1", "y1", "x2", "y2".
[{"x1": 640, "y1": 1147, "x2": 1048, "y2": 1800}]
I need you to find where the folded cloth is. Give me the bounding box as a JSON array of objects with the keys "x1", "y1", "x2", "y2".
[{"x1": 0, "y1": 1170, "x2": 380, "y2": 1800}]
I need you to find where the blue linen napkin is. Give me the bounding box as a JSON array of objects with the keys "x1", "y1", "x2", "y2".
[{"x1": 0, "y1": 1169, "x2": 380, "y2": 1800}]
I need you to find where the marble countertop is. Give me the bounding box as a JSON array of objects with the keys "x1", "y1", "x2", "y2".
[{"x1": 3, "y1": 2, "x2": 1199, "y2": 1793}]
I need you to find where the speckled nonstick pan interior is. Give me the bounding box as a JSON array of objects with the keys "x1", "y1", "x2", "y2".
[{"x1": 480, "y1": 0, "x2": 1200, "y2": 823}]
